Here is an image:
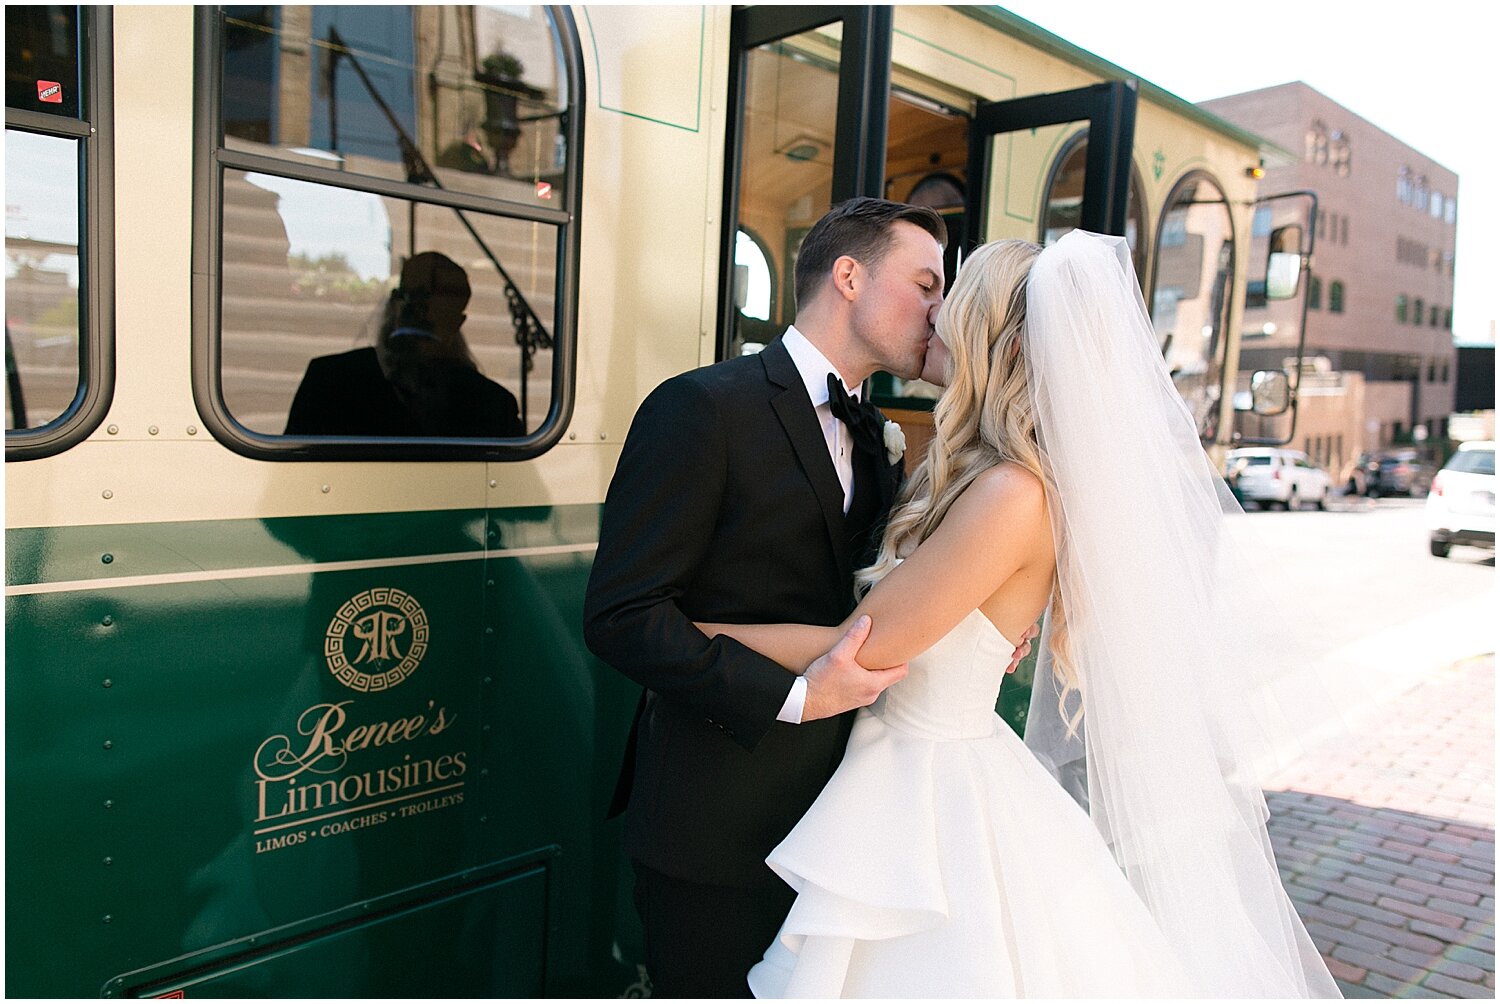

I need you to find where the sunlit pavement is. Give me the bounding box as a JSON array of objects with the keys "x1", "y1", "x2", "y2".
[
  {"x1": 1266, "y1": 654, "x2": 1494, "y2": 998},
  {"x1": 1235, "y1": 495, "x2": 1494, "y2": 734},
  {"x1": 1235, "y1": 496, "x2": 1495, "y2": 996}
]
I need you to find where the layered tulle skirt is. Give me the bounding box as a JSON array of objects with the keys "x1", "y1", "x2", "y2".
[{"x1": 747, "y1": 707, "x2": 1196, "y2": 998}]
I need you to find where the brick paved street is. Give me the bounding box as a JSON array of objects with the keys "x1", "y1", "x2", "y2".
[{"x1": 1268, "y1": 654, "x2": 1495, "y2": 998}]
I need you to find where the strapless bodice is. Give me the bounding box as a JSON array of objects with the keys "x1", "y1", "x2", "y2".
[{"x1": 868, "y1": 608, "x2": 1016, "y2": 740}]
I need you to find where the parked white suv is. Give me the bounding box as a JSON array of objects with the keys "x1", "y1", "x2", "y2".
[
  {"x1": 1426, "y1": 441, "x2": 1495, "y2": 558},
  {"x1": 1224, "y1": 448, "x2": 1331, "y2": 510}
]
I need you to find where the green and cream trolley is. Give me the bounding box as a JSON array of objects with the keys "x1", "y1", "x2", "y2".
[{"x1": 5, "y1": 6, "x2": 1303, "y2": 996}]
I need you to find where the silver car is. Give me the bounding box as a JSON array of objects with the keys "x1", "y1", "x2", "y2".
[
  {"x1": 1426, "y1": 441, "x2": 1495, "y2": 558},
  {"x1": 1225, "y1": 448, "x2": 1331, "y2": 511}
]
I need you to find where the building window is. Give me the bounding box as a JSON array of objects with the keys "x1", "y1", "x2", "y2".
[
  {"x1": 1331, "y1": 130, "x2": 1351, "y2": 177},
  {"x1": 1444, "y1": 308, "x2": 1452, "y2": 329},
  {"x1": 1340, "y1": 215, "x2": 1349, "y2": 245},
  {"x1": 1308, "y1": 275, "x2": 1322, "y2": 310},
  {"x1": 1413, "y1": 298, "x2": 1424, "y2": 325},
  {"x1": 1441, "y1": 360, "x2": 1449, "y2": 382},
  {"x1": 5, "y1": 6, "x2": 114, "y2": 461},
  {"x1": 200, "y1": 6, "x2": 583, "y2": 460},
  {"x1": 1306, "y1": 119, "x2": 1328, "y2": 164},
  {"x1": 1445, "y1": 199, "x2": 1456, "y2": 225},
  {"x1": 1397, "y1": 166, "x2": 1412, "y2": 204},
  {"x1": 1430, "y1": 305, "x2": 1440, "y2": 328},
  {"x1": 1328, "y1": 281, "x2": 1344, "y2": 313},
  {"x1": 1396, "y1": 295, "x2": 1408, "y2": 323},
  {"x1": 1427, "y1": 359, "x2": 1436, "y2": 382},
  {"x1": 1430, "y1": 192, "x2": 1444, "y2": 218}
]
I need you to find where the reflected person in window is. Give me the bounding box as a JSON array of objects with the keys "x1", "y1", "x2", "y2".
[{"x1": 284, "y1": 251, "x2": 524, "y2": 438}]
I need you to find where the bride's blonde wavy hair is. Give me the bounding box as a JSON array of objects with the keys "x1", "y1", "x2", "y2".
[{"x1": 856, "y1": 239, "x2": 1080, "y2": 730}]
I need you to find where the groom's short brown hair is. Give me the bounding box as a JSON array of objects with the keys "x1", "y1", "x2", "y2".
[{"x1": 793, "y1": 197, "x2": 946, "y2": 310}]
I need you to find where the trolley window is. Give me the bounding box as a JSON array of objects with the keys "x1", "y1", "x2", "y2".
[
  {"x1": 198, "y1": 5, "x2": 582, "y2": 460},
  {"x1": 1150, "y1": 172, "x2": 1235, "y2": 443},
  {"x1": 1039, "y1": 130, "x2": 1147, "y2": 289},
  {"x1": 5, "y1": 5, "x2": 114, "y2": 460}
]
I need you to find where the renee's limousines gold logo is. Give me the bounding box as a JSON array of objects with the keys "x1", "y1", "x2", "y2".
[
  {"x1": 250, "y1": 699, "x2": 467, "y2": 854},
  {"x1": 325, "y1": 587, "x2": 428, "y2": 692}
]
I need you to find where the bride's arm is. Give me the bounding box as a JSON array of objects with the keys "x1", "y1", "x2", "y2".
[
  {"x1": 700, "y1": 462, "x2": 1048, "y2": 672},
  {"x1": 845, "y1": 463, "x2": 1049, "y2": 668}
]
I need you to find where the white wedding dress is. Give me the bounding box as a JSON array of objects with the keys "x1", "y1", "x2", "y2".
[{"x1": 747, "y1": 607, "x2": 1196, "y2": 998}]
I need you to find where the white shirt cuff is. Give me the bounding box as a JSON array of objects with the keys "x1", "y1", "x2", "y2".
[{"x1": 776, "y1": 676, "x2": 808, "y2": 724}]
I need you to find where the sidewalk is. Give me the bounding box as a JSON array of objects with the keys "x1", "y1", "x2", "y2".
[{"x1": 1267, "y1": 654, "x2": 1496, "y2": 998}]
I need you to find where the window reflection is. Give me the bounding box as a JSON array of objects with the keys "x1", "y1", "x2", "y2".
[
  {"x1": 219, "y1": 169, "x2": 555, "y2": 437},
  {"x1": 734, "y1": 229, "x2": 775, "y2": 347},
  {"x1": 1040, "y1": 131, "x2": 1146, "y2": 288},
  {"x1": 221, "y1": 5, "x2": 570, "y2": 205},
  {"x1": 1151, "y1": 174, "x2": 1234, "y2": 441},
  {"x1": 5, "y1": 129, "x2": 82, "y2": 431}
]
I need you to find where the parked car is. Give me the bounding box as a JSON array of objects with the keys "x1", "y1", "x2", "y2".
[
  {"x1": 1426, "y1": 441, "x2": 1495, "y2": 558},
  {"x1": 1224, "y1": 448, "x2": 1331, "y2": 510},
  {"x1": 1366, "y1": 448, "x2": 1436, "y2": 497}
]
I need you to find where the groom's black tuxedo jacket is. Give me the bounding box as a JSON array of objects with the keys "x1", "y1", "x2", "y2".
[{"x1": 584, "y1": 337, "x2": 902, "y2": 888}]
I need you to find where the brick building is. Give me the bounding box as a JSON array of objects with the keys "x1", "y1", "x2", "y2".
[{"x1": 1201, "y1": 82, "x2": 1458, "y2": 476}]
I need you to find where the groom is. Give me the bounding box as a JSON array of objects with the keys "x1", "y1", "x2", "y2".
[{"x1": 586, "y1": 198, "x2": 1009, "y2": 997}]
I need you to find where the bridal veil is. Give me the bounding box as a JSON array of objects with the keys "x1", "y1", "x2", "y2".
[{"x1": 1020, "y1": 230, "x2": 1341, "y2": 997}]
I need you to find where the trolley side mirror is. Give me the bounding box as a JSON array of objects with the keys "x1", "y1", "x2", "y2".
[{"x1": 1243, "y1": 369, "x2": 1291, "y2": 416}]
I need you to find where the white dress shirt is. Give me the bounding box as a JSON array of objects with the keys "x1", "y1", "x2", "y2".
[{"x1": 774, "y1": 327, "x2": 863, "y2": 724}]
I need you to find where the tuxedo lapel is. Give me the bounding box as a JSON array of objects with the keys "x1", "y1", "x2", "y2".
[
  {"x1": 760, "y1": 340, "x2": 852, "y2": 584},
  {"x1": 878, "y1": 451, "x2": 900, "y2": 512},
  {"x1": 867, "y1": 405, "x2": 903, "y2": 514}
]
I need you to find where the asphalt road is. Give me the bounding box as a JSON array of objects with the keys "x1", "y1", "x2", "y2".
[{"x1": 1230, "y1": 494, "x2": 1495, "y2": 748}]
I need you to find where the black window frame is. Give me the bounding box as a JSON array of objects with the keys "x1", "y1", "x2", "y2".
[
  {"x1": 192, "y1": 5, "x2": 584, "y2": 462},
  {"x1": 5, "y1": 6, "x2": 115, "y2": 462}
]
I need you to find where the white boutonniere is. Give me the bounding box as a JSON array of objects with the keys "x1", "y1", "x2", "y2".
[{"x1": 883, "y1": 420, "x2": 906, "y2": 464}]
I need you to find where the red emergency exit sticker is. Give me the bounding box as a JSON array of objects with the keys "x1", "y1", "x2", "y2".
[
  {"x1": 37, "y1": 81, "x2": 63, "y2": 104},
  {"x1": 535, "y1": 181, "x2": 553, "y2": 200},
  {"x1": 154, "y1": 993, "x2": 185, "y2": 999}
]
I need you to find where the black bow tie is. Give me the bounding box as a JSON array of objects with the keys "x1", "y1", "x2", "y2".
[{"x1": 827, "y1": 373, "x2": 883, "y2": 458}]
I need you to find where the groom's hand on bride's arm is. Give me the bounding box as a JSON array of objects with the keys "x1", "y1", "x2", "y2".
[
  {"x1": 1004, "y1": 622, "x2": 1041, "y2": 674},
  {"x1": 801, "y1": 616, "x2": 908, "y2": 722}
]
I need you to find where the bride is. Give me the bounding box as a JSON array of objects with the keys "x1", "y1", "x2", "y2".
[{"x1": 697, "y1": 231, "x2": 1341, "y2": 998}]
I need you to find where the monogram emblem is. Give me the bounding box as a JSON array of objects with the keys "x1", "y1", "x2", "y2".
[{"x1": 325, "y1": 588, "x2": 429, "y2": 692}]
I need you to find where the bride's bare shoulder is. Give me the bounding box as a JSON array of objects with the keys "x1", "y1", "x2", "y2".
[
  {"x1": 954, "y1": 461, "x2": 1046, "y2": 519},
  {"x1": 922, "y1": 461, "x2": 1050, "y2": 570}
]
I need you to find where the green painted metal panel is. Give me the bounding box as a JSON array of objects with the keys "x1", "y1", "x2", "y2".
[
  {"x1": 109, "y1": 860, "x2": 553, "y2": 998},
  {"x1": 5, "y1": 505, "x2": 642, "y2": 998}
]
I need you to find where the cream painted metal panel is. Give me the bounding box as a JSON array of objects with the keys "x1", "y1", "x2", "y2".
[
  {"x1": 9, "y1": 5, "x2": 733, "y2": 529},
  {"x1": 111, "y1": 6, "x2": 196, "y2": 442}
]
